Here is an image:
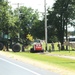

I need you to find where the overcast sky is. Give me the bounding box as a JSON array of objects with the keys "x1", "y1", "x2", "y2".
[
  {"x1": 8, "y1": 0, "x2": 55, "y2": 12},
  {"x1": 8, "y1": 0, "x2": 74, "y2": 31}
]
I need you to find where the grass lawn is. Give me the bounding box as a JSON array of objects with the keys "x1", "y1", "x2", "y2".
[
  {"x1": 1, "y1": 42, "x2": 75, "y2": 74},
  {"x1": 7, "y1": 42, "x2": 75, "y2": 72},
  {"x1": 10, "y1": 51, "x2": 75, "y2": 71},
  {"x1": 50, "y1": 50, "x2": 75, "y2": 56}
]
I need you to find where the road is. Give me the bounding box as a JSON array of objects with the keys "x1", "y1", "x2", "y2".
[{"x1": 0, "y1": 54, "x2": 60, "y2": 75}]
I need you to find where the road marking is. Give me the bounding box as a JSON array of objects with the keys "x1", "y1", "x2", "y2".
[{"x1": 0, "y1": 58, "x2": 41, "y2": 75}]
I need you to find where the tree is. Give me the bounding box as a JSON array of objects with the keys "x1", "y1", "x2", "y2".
[
  {"x1": 47, "y1": 0, "x2": 75, "y2": 50},
  {"x1": 0, "y1": 0, "x2": 9, "y2": 33},
  {"x1": 31, "y1": 20, "x2": 45, "y2": 39},
  {"x1": 13, "y1": 6, "x2": 39, "y2": 44},
  {"x1": 0, "y1": 0, "x2": 11, "y2": 51},
  {"x1": 47, "y1": 9, "x2": 58, "y2": 43},
  {"x1": 0, "y1": 1, "x2": 40, "y2": 51}
]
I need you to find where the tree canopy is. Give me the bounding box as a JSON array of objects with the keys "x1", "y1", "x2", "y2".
[
  {"x1": 0, "y1": 0, "x2": 75, "y2": 50},
  {"x1": 47, "y1": 0, "x2": 75, "y2": 49}
]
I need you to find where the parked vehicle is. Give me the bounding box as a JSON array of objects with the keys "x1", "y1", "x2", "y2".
[
  {"x1": 30, "y1": 42, "x2": 44, "y2": 53},
  {"x1": 0, "y1": 37, "x2": 21, "y2": 52}
]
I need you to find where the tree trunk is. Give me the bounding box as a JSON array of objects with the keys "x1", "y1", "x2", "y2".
[{"x1": 60, "y1": 12, "x2": 65, "y2": 50}]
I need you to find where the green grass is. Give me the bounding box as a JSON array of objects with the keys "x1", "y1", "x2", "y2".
[
  {"x1": 7, "y1": 42, "x2": 75, "y2": 71},
  {"x1": 10, "y1": 52, "x2": 75, "y2": 71},
  {"x1": 50, "y1": 51, "x2": 75, "y2": 56}
]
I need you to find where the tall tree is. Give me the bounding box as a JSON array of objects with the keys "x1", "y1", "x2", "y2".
[
  {"x1": 47, "y1": 9, "x2": 58, "y2": 42},
  {"x1": 13, "y1": 6, "x2": 39, "y2": 44},
  {"x1": 0, "y1": 0, "x2": 11, "y2": 51},
  {"x1": 31, "y1": 20, "x2": 45, "y2": 39},
  {"x1": 47, "y1": 0, "x2": 75, "y2": 50},
  {"x1": 0, "y1": 0, "x2": 9, "y2": 33}
]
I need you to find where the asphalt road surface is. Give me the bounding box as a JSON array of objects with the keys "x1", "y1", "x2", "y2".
[{"x1": 0, "y1": 54, "x2": 60, "y2": 75}]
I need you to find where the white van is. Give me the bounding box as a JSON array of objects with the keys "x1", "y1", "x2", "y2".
[{"x1": 68, "y1": 36, "x2": 75, "y2": 43}]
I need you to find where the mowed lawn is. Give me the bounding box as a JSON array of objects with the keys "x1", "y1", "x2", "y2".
[
  {"x1": 1, "y1": 42, "x2": 75, "y2": 73},
  {"x1": 10, "y1": 51, "x2": 75, "y2": 71},
  {"x1": 9, "y1": 42, "x2": 75, "y2": 71}
]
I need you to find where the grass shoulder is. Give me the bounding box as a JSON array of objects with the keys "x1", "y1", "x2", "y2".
[
  {"x1": 0, "y1": 51, "x2": 75, "y2": 75},
  {"x1": 10, "y1": 51, "x2": 75, "y2": 70}
]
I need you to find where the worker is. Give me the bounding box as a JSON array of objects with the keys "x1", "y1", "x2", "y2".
[
  {"x1": 51, "y1": 41, "x2": 54, "y2": 51},
  {"x1": 57, "y1": 42, "x2": 61, "y2": 50}
]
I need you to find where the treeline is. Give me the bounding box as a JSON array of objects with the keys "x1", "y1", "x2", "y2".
[{"x1": 0, "y1": 0, "x2": 75, "y2": 50}]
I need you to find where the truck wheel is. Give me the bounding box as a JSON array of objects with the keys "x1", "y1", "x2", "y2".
[
  {"x1": 12, "y1": 44, "x2": 20, "y2": 52},
  {"x1": 30, "y1": 48, "x2": 34, "y2": 53},
  {"x1": 0, "y1": 43, "x2": 4, "y2": 50},
  {"x1": 41, "y1": 49, "x2": 44, "y2": 52}
]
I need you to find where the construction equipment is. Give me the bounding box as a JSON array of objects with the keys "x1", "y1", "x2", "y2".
[
  {"x1": 30, "y1": 41, "x2": 44, "y2": 53},
  {"x1": 0, "y1": 36, "x2": 21, "y2": 52}
]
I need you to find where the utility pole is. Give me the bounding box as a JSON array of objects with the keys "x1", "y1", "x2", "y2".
[
  {"x1": 44, "y1": 0, "x2": 48, "y2": 51},
  {"x1": 17, "y1": 3, "x2": 20, "y2": 39},
  {"x1": 13, "y1": 3, "x2": 23, "y2": 39}
]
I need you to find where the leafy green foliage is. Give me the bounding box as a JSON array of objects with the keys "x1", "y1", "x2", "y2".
[
  {"x1": 0, "y1": 0, "x2": 39, "y2": 47},
  {"x1": 14, "y1": 6, "x2": 39, "y2": 38},
  {"x1": 47, "y1": 0, "x2": 75, "y2": 49},
  {"x1": 31, "y1": 20, "x2": 45, "y2": 39}
]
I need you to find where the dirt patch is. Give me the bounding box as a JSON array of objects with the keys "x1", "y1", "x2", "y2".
[
  {"x1": 0, "y1": 51, "x2": 75, "y2": 75},
  {"x1": 45, "y1": 53, "x2": 75, "y2": 60}
]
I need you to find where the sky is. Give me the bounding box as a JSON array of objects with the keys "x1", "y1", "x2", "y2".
[
  {"x1": 8, "y1": 0, "x2": 55, "y2": 12},
  {"x1": 68, "y1": 26, "x2": 74, "y2": 32},
  {"x1": 8, "y1": 0, "x2": 74, "y2": 32}
]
